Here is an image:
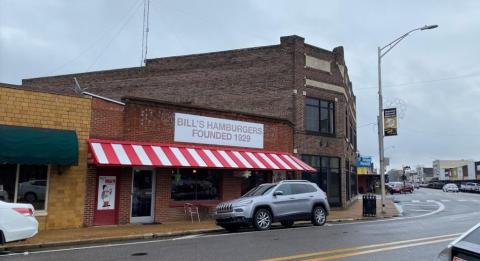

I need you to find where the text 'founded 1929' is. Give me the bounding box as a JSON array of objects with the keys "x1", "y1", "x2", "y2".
[{"x1": 174, "y1": 113, "x2": 264, "y2": 149}]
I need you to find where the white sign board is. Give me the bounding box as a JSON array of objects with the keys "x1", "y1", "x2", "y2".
[
  {"x1": 97, "y1": 176, "x2": 116, "y2": 210},
  {"x1": 174, "y1": 113, "x2": 264, "y2": 148}
]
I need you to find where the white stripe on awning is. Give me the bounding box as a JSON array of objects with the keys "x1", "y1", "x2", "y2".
[
  {"x1": 258, "y1": 153, "x2": 279, "y2": 169},
  {"x1": 132, "y1": 145, "x2": 152, "y2": 165},
  {"x1": 245, "y1": 152, "x2": 266, "y2": 169},
  {"x1": 111, "y1": 144, "x2": 131, "y2": 165},
  {"x1": 218, "y1": 150, "x2": 238, "y2": 168},
  {"x1": 270, "y1": 154, "x2": 291, "y2": 169},
  {"x1": 152, "y1": 146, "x2": 172, "y2": 166},
  {"x1": 187, "y1": 148, "x2": 208, "y2": 167},
  {"x1": 91, "y1": 143, "x2": 109, "y2": 164},
  {"x1": 203, "y1": 149, "x2": 223, "y2": 168},
  {"x1": 170, "y1": 147, "x2": 190, "y2": 167},
  {"x1": 232, "y1": 151, "x2": 252, "y2": 169},
  {"x1": 282, "y1": 155, "x2": 303, "y2": 170}
]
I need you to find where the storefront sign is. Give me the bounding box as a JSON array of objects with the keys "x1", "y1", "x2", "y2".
[
  {"x1": 174, "y1": 113, "x2": 264, "y2": 148},
  {"x1": 97, "y1": 176, "x2": 116, "y2": 210},
  {"x1": 357, "y1": 167, "x2": 369, "y2": 175},
  {"x1": 383, "y1": 108, "x2": 397, "y2": 136},
  {"x1": 357, "y1": 156, "x2": 372, "y2": 167}
]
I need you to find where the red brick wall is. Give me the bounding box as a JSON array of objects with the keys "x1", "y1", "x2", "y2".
[
  {"x1": 122, "y1": 99, "x2": 294, "y2": 152},
  {"x1": 90, "y1": 98, "x2": 125, "y2": 140},
  {"x1": 117, "y1": 169, "x2": 132, "y2": 224}
]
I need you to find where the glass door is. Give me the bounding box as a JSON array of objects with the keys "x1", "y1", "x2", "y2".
[{"x1": 131, "y1": 169, "x2": 155, "y2": 223}]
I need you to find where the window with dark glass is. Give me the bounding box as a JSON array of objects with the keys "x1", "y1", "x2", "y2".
[
  {"x1": 305, "y1": 97, "x2": 335, "y2": 135},
  {"x1": 0, "y1": 164, "x2": 48, "y2": 210},
  {"x1": 171, "y1": 169, "x2": 220, "y2": 201},
  {"x1": 301, "y1": 155, "x2": 341, "y2": 206}
]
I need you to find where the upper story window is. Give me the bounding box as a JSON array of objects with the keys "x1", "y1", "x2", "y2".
[{"x1": 305, "y1": 97, "x2": 335, "y2": 135}]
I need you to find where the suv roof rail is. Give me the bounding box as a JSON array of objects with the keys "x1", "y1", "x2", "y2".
[{"x1": 279, "y1": 180, "x2": 311, "y2": 183}]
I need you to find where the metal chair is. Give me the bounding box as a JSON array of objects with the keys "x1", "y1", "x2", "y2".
[{"x1": 184, "y1": 203, "x2": 200, "y2": 223}]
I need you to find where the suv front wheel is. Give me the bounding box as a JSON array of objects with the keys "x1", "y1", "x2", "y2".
[
  {"x1": 312, "y1": 206, "x2": 326, "y2": 226},
  {"x1": 253, "y1": 208, "x2": 272, "y2": 231}
]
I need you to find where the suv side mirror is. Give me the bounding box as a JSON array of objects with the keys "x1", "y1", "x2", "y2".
[{"x1": 273, "y1": 191, "x2": 284, "y2": 197}]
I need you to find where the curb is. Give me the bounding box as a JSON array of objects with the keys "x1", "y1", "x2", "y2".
[
  {"x1": 1, "y1": 215, "x2": 400, "y2": 252},
  {"x1": 0, "y1": 228, "x2": 224, "y2": 253}
]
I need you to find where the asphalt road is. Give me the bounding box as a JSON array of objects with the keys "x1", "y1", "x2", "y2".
[{"x1": 2, "y1": 188, "x2": 480, "y2": 261}]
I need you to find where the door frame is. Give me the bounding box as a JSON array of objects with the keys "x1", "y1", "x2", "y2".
[{"x1": 130, "y1": 168, "x2": 156, "y2": 223}]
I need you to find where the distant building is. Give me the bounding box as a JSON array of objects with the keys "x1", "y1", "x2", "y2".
[
  {"x1": 433, "y1": 160, "x2": 476, "y2": 181},
  {"x1": 476, "y1": 162, "x2": 480, "y2": 180},
  {"x1": 416, "y1": 167, "x2": 434, "y2": 182},
  {"x1": 386, "y1": 169, "x2": 403, "y2": 182}
]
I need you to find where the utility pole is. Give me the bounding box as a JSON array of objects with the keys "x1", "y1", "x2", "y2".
[{"x1": 377, "y1": 25, "x2": 438, "y2": 213}]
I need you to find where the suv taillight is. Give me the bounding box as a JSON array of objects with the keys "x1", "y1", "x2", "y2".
[{"x1": 14, "y1": 207, "x2": 34, "y2": 216}]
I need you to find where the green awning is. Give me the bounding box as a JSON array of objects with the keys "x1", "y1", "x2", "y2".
[{"x1": 0, "y1": 125, "x2": 78, "y2": 165}]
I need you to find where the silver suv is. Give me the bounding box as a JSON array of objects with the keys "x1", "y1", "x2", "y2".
[{"x1": 214, "y1": 180, "x2": 330, "y2": 232}]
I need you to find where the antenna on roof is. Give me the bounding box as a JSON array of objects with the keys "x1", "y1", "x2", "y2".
[
  {"x1": 140, "y1": 0, "x2": 150, "y2": 66},
  {"x1": 73, "y1": 77, "x2": 88, "y2": 94}
]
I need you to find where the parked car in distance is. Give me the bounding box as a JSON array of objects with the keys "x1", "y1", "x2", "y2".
[
  {"x1": 443, "y1": 183, "x2": 459, "y2": 193},
  {"x1": 403, "y1": 183, "x2": 414, "y2": 193},
  {"x1": 0, "y1": 200, "x2": 38, "y2": 244},
  {"x1": 463, "y1": 182, "x2": 480, "y2": 193},
  {"x1": 214, "y1": 180, "x2": 330, "y2": 232},
  {"x1": 388, "y1": 182, "x2": 413, "y2": 194},
  {"x1": 436, "y1": 222, "x2": 480, "y2": 260}
]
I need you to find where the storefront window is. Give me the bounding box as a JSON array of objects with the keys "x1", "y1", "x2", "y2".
[
  {"x1": 171, "y1": 169, "x2": 220, "y2": 201},
  {"x1": 0, "y1": 164, "x2": 48, "y2": 210},
  {"x1": 241, "y1": 171, "x2": 272, "y2": 195},
  {"x1": 0, "y1": 164, "x2": 17, "y2": 203},
  {"x1": 301, "y1": 155, "x2": 341, "y2": 206}
]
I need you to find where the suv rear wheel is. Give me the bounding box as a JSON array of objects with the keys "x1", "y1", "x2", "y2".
[
  {"x1": 312, "y1": 206, "x2": 326, "y2": 226},
  {"x1": 280, "y1": 220, "x2": 294, "y2": 228},
  {"x1": 253, "y1": 208, "x2": 272, "y2": 231}
]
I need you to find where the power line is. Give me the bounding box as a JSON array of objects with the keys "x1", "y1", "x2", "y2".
[
  {"x1": 47, "y1": 0, "x2": 143, "y2": 75},
  {"x1": 86, "y1": 0, "x2": 144, "y2": 71},
  {"x1": 355, "y1": 71, "x2": 480, "y2": 91}
]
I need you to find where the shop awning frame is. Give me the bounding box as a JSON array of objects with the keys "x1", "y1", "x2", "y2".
[
  {"x1": 0, "y1": 124, "x2": 78, "y2": 165},
  {"x1": 88, "y1": 139, "x2": 316, "y2": 172}
]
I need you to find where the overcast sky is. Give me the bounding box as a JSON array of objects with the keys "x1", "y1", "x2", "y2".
[{"x1": 1, "y1": 0, "x2": 480, "y2": 170}]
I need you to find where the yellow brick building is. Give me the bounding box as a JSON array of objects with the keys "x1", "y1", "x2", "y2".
[{"x1": 0, "y1": 84, "x2": 91, "y2": 230}]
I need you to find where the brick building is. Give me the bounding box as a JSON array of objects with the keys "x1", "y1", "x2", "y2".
[
  {"x1": 85, "y1": 95, "x2": 312, "y2": 225},
  {"x1": 0, "y1": 84, "x2": 91, "y2": 230},
  {"x1": 23, "y1": 35, "x2": 358, "y2": 207}
]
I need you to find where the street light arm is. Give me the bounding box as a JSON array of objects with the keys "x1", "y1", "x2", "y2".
[{"x1": 380, "y1": 25, "x2": 438, "y2": 57}]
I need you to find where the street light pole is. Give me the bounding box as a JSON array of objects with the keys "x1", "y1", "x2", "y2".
[{"x1": 377, "y1": 24, "x2": 438, "y2": 213}]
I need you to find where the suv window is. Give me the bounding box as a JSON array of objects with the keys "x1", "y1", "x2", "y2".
[
  {"x1": 275, "y1": 184, "x2": 293, "y2": 195},
  {"x1": 291, "y1": 184, "x2": 317, "y2": 194}
]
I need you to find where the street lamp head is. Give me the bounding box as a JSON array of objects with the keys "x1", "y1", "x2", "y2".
[{"x1": 420, "y1": 24, "x2": 439, "y2": 30}]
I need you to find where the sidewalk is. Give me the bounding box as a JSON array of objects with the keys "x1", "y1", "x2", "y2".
[{"x1": 1, "y1": 197, "x2": 399, "y2": 251}]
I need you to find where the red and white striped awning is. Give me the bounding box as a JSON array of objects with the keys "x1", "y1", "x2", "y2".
[{"x1": 88, "y1": 139, "x2": 315, "y2": 172}]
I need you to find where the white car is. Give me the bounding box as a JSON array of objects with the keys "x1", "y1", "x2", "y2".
[
  {"x1": 0, "y1": 200, "x2": 38, "y2": 244},
  {"x1": 443, "y1": 183, "x2": 459, "y2": 193}
]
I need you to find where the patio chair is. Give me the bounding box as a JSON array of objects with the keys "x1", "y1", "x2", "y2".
[{"x1": 184, "y1": 203, "x2": 200, "y2": 223}]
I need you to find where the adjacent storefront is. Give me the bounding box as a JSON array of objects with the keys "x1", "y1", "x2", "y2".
[
  {"x1": 0, "y1": 85, "x2": 91, "y2": 230},
  {"x1": 84, "y1": 96, "x2": 315, "y2": 225}
]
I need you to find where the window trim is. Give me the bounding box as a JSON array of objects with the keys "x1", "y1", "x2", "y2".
[
  {"x1": 304, "y1": 97, "x2": 336, "y2": 136},
  {"x1": 1, "y1": 164, "x2": 50, "y2": 215}
]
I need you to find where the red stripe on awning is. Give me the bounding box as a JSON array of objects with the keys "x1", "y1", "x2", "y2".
[{"x1": 88, "y1": 139, "x2": 316, "y2": 172}]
